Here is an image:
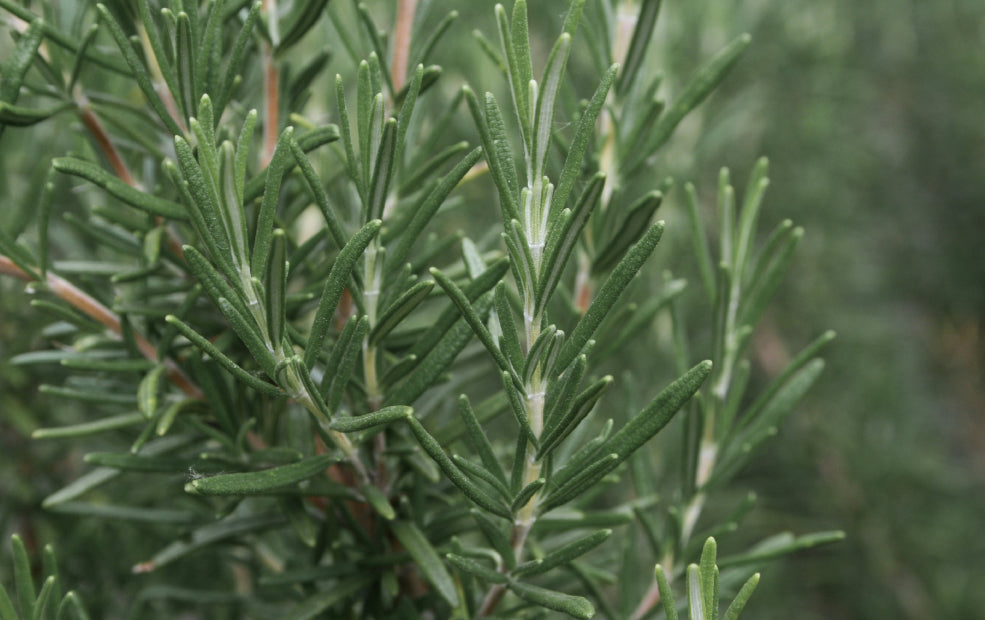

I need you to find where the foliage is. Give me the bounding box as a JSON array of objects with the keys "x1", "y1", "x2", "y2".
[{"x1": 0, "y1": 1, "x2": 840, "y2": 617}]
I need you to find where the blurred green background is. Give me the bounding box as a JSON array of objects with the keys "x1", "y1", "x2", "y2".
[{"x1": 2, "y1": 1, "x2": 984, "y2": 618}]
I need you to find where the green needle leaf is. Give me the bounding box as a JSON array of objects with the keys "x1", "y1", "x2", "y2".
[
  {"x1": 509, "y1": 581, "x2": 594, "y2": 620},
  {"x1": 512, "y1": 529, "x2": 612, "y2": 577},
  {"x1": 12, "y1": 535, "x2": 35, "y2": 619},
  {"x1": 655, "y1": 564, "x2": 679, "y2": 620},
  {"x1": 305, "y1": 219, "x2": 382, "y2": 369},
  {"x1": 165, "y1": 315, "x2": 282, "y2": 396},
  {"x1": 628, "y1": 33, "x2": 751, "y2": 174},
  {"x1": 405, "y1": 416, "x2": 511, "y2": 518},
  {"x1": 618, "y1": 0, "x2": 663, "y2": 95},
  {"x1": 445, "y1": 553, "x2": 508, "y2": 584},
  {"x1": 389, "y1": 521, "x2": 459, "y2": 606},
  {"x1": 370, "y1": 280, "x2": 435, "y2": 345},
  {"x1": 185, "y1": 455, "x2": 336, "y2": 496},
  {"x1": 555, "y1": 222, "x2": 665, "y2": 373},
  {"x1": 95, "y1": 4, "x2": 184, "y2": 136},
  {"x1": 53, "y1": 158, "x2": 186, "y2": 220},
  {"x1": 330, "y1": 406, "x2": 413, "y2": 432},
  {"x1": 601, "y1": 360, "x2": 712, "y2": 464},
  {"x1": 137, "y1": 364, "x2": 166, "y2": 419},
  {"x1": 430, "y1": 267, "x2": 519, "y2": 388},
  {"x1": 723, "y1": 573, "x2": 760, "y2": 620}
]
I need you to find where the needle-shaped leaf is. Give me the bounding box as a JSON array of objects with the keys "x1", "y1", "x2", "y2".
[
  {"x1": 617, "y1": 0, "x2": 663, "y2": 95},
  {"x1": 218, "y1": 141, "x2": 250, "y2": 267},
  {"x1": 368, "y1": 118, "x2": 397, "y2": 221},
  {"x1": 264, "y1": 230, "x2": 288, "y2": 348},
  {"x1": 541, "y1": 453, "x2": 619, "y2": 512},
  {"x1": 733, "y1": 157, "x2": 770, "y2": 279},
  {"x1": 325, "y1": 317, "x2": 370, "y2": 414},
  {"x1": 711, "y1": 359, "x2": 825, "y2": 487},
  {"x1": 544, "y1": 353, "x2": 587, "y2": 431},
  {"x1": 252, "y1": 127, "x2": 296, "y2": 275},
  {"x1": 494, "y1": 4, "x2": 528, "y2": 147},
  {"x1": 136, "y1": 513, "x2": 285, "y2": 572},
  {"x1": 538, "y1": 172, "x2": 605, "y2": 312},
  {"x1": 287, "y1": 136, "x2": 347, "y2": 249},
  {"x1": 532, "y1": 32, "x2": 572, "y2": 177},
  {"x1": 687, "y1": 564, "x2": 706, "y2": 620},
  {"x1": 318, "y1": 314, "x2": 359, "y2": 393},
  {"x1": 453, "y1": 455, "x2": 511, "y2": 502},
  {"x1": 484, "y1": 92, "x2": 522, "y2": 211},
  {"x1": 509, "y1": 580, "x2": 594, "y2": 620},
  {"x1": 0, "y1": 18, "x2": 43, "y2": 105},
  {"x1": 388, "y1": 292, "x2": 496, "y2": 406},
  {"x1": 539, "y1": 375, "x2": 613, "y2": 458},
  {"x1": 717, "y1": 531, "x2": 844, "y2": 569},
  {"x1": 394, "y1": 64, "x2": 423, "y2": 168},
  {"x1": 0, "y1": 101, "x2": 72, "y2": 127},
  {"x1": 555, "y1": 222, "x2": 665, "y2": 373},
  {"x1": 494, "y1": 282, "x2": 524, "y2": 370},
  {"x1": 389, "y1": 521, "x2": 459, "y2": 606},
  {"x1": 739, "y1": 227, "x2": 803, "y2": 328},
  {"x1": 137, "y1": 364, "x2": 166, "y2": 419},
  {"x1": 180, "y1": 245, "x2": 242, "y2": 313},
  {"x1": 699, "y1": 538, "x2": 719, "y2": 619},
  {"x1": 330, "y1": 406, "x2": 412, "y2": 432},
  {"x1": 655, "y1": 564, "x2": 679, "y2": 620},
  {"x1": 218, "y1": 296, "x2": 277, "y2": 377},
  {"x1": 387, "y1": 146, "x2": 483, "y2": 274},
  {"x1": 593, "y1": 190, "x2": 663, "y2": 275},
  {"x1": 277, "y1": 0, "x2": 330, "y2": 52},
  {"x1": 32, "y1": 413, "x2": 145, "y2": 440},
  {"x1": 458, "y1": 394, "x2": 507, "y2": 484},
  {"x1": 430, "y1": 267, "x2": 520, "y2": 389},
  {"x1": 629, "y1": 34, "x2": 751, "y2": 174},
  {"x1": 512, "y1": 529, "x2": 612, "y2": 577},
  {"x1": 463, "y1": 87, "x2": 519, "y2": 222},
  {"x1": 445, "y1": 553, "x2": 508, "y2": 584},
  {"x1": 510, "y1": 477, "x2": 545, "y2": 513},
  {"x1": 370, "y1": 280, "x2": 435, "y2": 345},
  {"x1": 684, "y1": 182, "x2": 717, "y2": 304},
  {"x1": 95, "y1": 4, "x2": 184, "y2": 136},
  {"x1": 52, "y1": 158, "x2": 185, "y2": 220},
  {"x1": 11, "y1": 534, "x2": 35, "y2": 619},
  {"x1": 217, "y1": 1, "x2": 261, "y2": 116},
  {"x1": 185, "y1": 454, "x2": 336, "y2": 496},
  {"x1": 305, "y1": 219, "x2": 382, "y2": 369},
  {"x1": 551, "y1": 64, "x2": 617, "y2": 219},
  {"x1": 601, "y1": 360, "x2": 711, "y2": 464},
  {"x1": 723, "y1": 573, "x2": 760, "y2": 620},
  {"x1": 406, "y1": 416, "x2": 512, "y2": 518}
]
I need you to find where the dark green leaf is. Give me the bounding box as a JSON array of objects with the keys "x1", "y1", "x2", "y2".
[
  {"x1": 593, "y1": 190, "x2": 663, "y2": 274},
  {"x1": 509, "y1": 580, "x2": 594, "y2": 620},
  {"x1": 617, "y1": 0, "x2": 663, "y2": 94},
  {"x1": 389, "y1": 521, "x2": 459, "y2": 606},
  {"x1": 512, "y1": 529, "x2": 611, "y2": 577},
  {"x1": 53, "y1": 158, "x2": 185, "y2": 220},
  {"x1": 330, "y1": 406, "x2": 413, "y2": 432},
  {"x1": 305, "y1": 220, "x2": 382, "y2": 368},
  {"x1": 602, "y1": 361, "x2": 712, "y2": 463},
  {"x1": 555, "y1": 222, "x2": 665, "y2": 372},
  {"x1": 445, "y1": 553, "x2": 508, "y2": 584}
]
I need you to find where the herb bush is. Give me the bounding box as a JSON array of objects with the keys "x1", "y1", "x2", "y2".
[{"x1": 0, "y1": 1, "x2": 841, "y2": 617}]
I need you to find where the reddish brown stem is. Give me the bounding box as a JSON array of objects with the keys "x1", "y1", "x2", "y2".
[
  {"x1": 261, "y1": 42, "x2": 279, "y2": 168},
  {"x1": 391, "y1": 0, "x2": 418, "y2": 96},
  {"x1": 78, "y1": 106, "x2": 136, "y2": 187},
  {"x1": 1, "y1": 255, "x2": 202, "y2": 400}
]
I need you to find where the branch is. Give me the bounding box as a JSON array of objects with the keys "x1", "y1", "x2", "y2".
[{"x1": 0, "y1": 254, "x2": 203, "y2": 400}]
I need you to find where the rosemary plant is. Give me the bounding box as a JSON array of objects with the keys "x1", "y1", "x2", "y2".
[{"x1": 0, "y1": 1, "x2": 840, "y2": 617}]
